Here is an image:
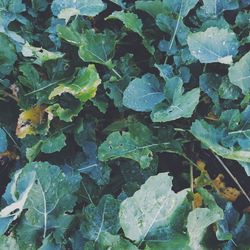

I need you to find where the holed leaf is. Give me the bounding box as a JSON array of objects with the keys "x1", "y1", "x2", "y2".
[
  {"x1": 187, "y1": 27, "x2": 239, "y2": 64},
  {"x1": 49, "y1": 64, "x2": 101, "y2": 102},
  {"x1": 151, "y1": 77, "x2": 200, "y2": 122},
  {"x1": 119, "y1": 172, "x2": 189, "y2": 243},
  {"x1": 80, "y1": 195, "x2": 120, "y2": 241}
]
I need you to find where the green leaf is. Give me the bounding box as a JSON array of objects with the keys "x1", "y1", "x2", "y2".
[
  {"x1": 106, "y1": 11, "x2": 154, "y2": 54},
  {"x1": 122, "y1": 74, "x2": 165, "y2": 112},
  {"x1": 0, "y1": 33, "x2": 17, "y2": 77},
  {"x1": 57, "y1": 24, "x2": 83, "y2": 46},
  {"x1": 96, "y1": 232, "x2": 139, "y2": 250},
  {"x1": 51, "y1": 0, "x2": 106, "y2": 17},
  {"x1": 201, "y1": 0, "x2": 239, "y2": 17},
  {"x1": 191, "y1": 119, "x2": 250, "y2": 163},
  {"x1": 41, "y1": 132, "x2": 66, "y2": 154},
  {"x1": 49, "y1": 64, "x2": 101, "y2": 102},
  {"x1": 21, "y1": 42, "x2": 64, "y2": 66},
  {"x1": 119, "y1": 172, "x2": 189, "y2": 243},
  {"x1": 80, "y1": 195, "x2": 120, "y2": 241},
  {"x1": 98, "y1": 131, "x2": 154, "y2": 169},
  {"x1": 0, "y1": 236, "x2": 19, "y2": 249},
  {"x1": 163, "y1": 0, "x2": 199, "y2": 17},
  {"x1": 228, "y1": 51, "x2": 250, "y2": 95},
  {"x1": 187, "y1": 189, "x2": 224, "y2": 250},
  {"x1": 14, "y1": 162, "x2": 81, "y2": 246},
  {"x1": 151, "y1": 77, "x2": 200, "y2": 122},
  {"x1": 145, "y1": 235, "x2": 191, "y2": 250},
  {"x1": 78, "y1": 30, "x2": 116, "y2": 68},
  {"x1": 135, "y1": 0, "x2": 168, "y2": 18},
  {"x1": 187, "y1": 27, "x2": 239, "y2": 64},
  {"x1": 0, "y1": 128, "x2": 7, "y2": 153}
]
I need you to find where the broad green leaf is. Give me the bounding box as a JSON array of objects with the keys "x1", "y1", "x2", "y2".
[
  {"x1": 201, "y1": 0, "x2": 239, "y2": 17},
  {"x1": 38, "y1": 234, "x2": 61, "y2": 250},
  {"x1": 0, "y1": 33, "x2": 17, "y2": 77},
  {"x1": 156, "y1": 14, "x2": 189, "y2": 47},
  {"x1": 119, "y1": 173, "x2": 189, "y2": 243},
  {"x1": 80, "y1": 195, "x2": 120, "y2": 241},
  {"x1": 187, "y1": 189, "x2": 224, "y2": 250},
  {"x1": 72, "y1": 141, "x2": 111, "y2": 185},
  {"x1": 187, "y1": 27, "x2": 239, "y2": 64},
  {"x1": 41, "y1": 132, "x2": 66, "y2": 154},
  {"x1": 78, "y1": 30, "x2": 116, "y2": 68},
  {"x1": 95, "y1": 232, "x2": 138, "y2": 250},
  {"x1": 0, "y1": 0, "x2": 26, "y2": 13},
  {"x1": 21, "y1": 42, "x2": 64, "y2": 66},
  {"x1": 14, "y1": 162, "x2": 81, "y2": 245},
  {"x1": 106, "y1": 11, "x2": 154, "y2": 54},
  {"x1": 57, "y1": 24, "x2": 83, "y2": 46},
  {"x1": 228, "y1": 51, "x2": 250, "y2": 95},
  {"x1": 151, "y1": 77, "x2": 200, "y2": 122},
  {"x1": 135, "y1": 0, "x2": 168, "y2": 18},
  {"x1": 191, "y1": 119, "x2": 250, "y2": 163},
  {"x1": 122, "y1": 74, "x2": 165, "y2": 112},
  {"x1": 26, "y1": 140, "x2": 43, "y2": 162},
  {"x1": 145, "y1": 235, "x2": 190, "y2": 250},
  {"x1": 0, "y1": 128, "x2": 7, "y2": 153},
  {"x1": 98, "y1": 131, "x2": 154, "y2": 169},
  {"x1": 0, "y1": 236, "x2": 19, "y2": 249},
  {"x1": 49, "y1": 64, "x2": 101, "y2": 102},
  {"x1": 51, "y1": 0, "x2": 106, "y2": 17},
  {"x1": 163, "y1": 0, "x2": 199, "y2": 17}
]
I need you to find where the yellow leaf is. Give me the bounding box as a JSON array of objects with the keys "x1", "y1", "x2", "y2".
[
  {"x1": 16, "y1": 105, "x2": 45, "y2": 138},
  {"x1": 193, "y1": 192, "x2": 203, "y2": 208}
]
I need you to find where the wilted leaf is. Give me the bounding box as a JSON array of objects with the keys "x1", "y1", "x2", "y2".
[
  {"x1": 49, "y1": 64, "x2": 101, "y2": 102},
  {"x1": 16, "y1": 105, "x2": 46, "y2": 139}
]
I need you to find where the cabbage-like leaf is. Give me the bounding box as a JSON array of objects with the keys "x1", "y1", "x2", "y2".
[
  {"x1": 41, "y1": 132, "x2": 66, "y2": 154},
  {"x1": 123, "y1": 74, "x2": 165, "y2": 112},
  {"x1": 49, "y1": 64, "x2": 101, "y2": 102},
  {"x1": 187, "y1": 189, "x2": 224, "y2": 250},
  {"x1": 151, "y1": 77, "x2": 200, "y2": 122},
  {"x1": 78, "y1": 30, "x2": 116, "y2": 68},
  {"x1": 119, "y1": 173, "x2": 189, "y2": 243},
  {"x1": 21, "y1": 42, "x2": 64, "y2": 66},
  {"x1": 229, "y1": 51, "x2": 250, "y2": 94},
  {"x1": 0, "y1": 236, "x2": 19, "y2": 249},
  {"x1": 201, "y1": 0, "x2": 239, "y2": 17},
  {"x1": 0, "y1": 33, "x2": 17, "y2": 77},
  {"x1": 191, "y1": 119, "x2": 250, "y2": 164},
  {"x1": 106, "y1": 11, "x2": 154, "y2": 54},
  {"x1": 187, "y1": 27, "x2": 239, "y2": 64},
  {"x1": 51, "y1": 0, "x2": 106, "y2": 17},
  {"x1": 80, "y1": 195, "x2": 120, "y2": 241},
  {"x1": 1, "y1": 162, "x2": 81, "y2": 246}
]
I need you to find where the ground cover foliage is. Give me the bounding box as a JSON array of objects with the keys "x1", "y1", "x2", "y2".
[{"x1": 0, "y1": 0, "x2": 250, "y2": 249}]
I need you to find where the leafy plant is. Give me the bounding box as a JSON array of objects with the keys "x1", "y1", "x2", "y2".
[{"x1": 0, "y1": 0, "x2": 250, "y2": 249}]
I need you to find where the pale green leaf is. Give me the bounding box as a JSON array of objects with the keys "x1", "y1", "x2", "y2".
[
  {"x1": 51, "y1": 0, "x2": 106, "y2": 17},
  {"x1": 119, "y1": 173, "x2": 188, "y2": 243},
  {"x1": 41, "y1": 132, "x2": 66, "y2": 154},
  {"x1": 187, "y1": 27, "x2": 239, "y2": 64},
  {"x1": 122, "y1": 74, "x2": 165, "y2": 112},
  {"x1": 0, "y1": 128, "x2": 7, "y2": 153},
  {"x1": 228, "y1": 51, "x2": 250, "y2": 95}
]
